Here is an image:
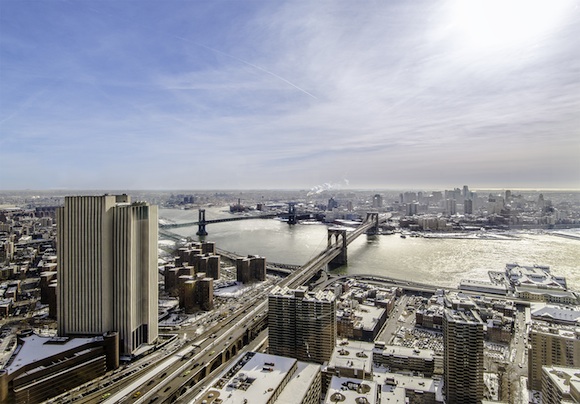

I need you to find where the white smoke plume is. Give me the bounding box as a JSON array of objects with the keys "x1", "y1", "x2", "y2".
[{"x1": 307, "y1": 179, "x2": 350, "y2": 196}]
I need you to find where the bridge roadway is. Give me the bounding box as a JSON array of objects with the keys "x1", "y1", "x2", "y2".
[
  {"x1": 159, "y1": 213, "x2": 279, "y2": 229},
  {"x1": 282, "y1": 213, "x2": 387, "y2": 286},
  {"x1": 68, "y1": 215, "x2": 384, "y2": 404},
  {"x1": 216, "y1": 247, "x2": 301, "y2": 276}
]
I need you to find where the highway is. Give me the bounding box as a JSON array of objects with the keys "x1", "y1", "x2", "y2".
[{"x1": 57, "y1": 213, "x2": 386, "y2": 403}]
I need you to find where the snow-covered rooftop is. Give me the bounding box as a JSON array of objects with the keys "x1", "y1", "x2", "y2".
[{"x1": 5, "y1": 333, "x2": 101, "y2": 374}]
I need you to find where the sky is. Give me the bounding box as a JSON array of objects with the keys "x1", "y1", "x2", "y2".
[{"x1": 1, "y1": 0, "x2": 579, "y2": 191}]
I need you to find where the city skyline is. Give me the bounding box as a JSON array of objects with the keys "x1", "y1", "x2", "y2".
[{"x1": 1, "y1": 0, "x2": 579, "y2": 190}]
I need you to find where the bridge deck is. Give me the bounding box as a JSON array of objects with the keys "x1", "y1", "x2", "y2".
[{"x1": 160, "y1": 214, "x2": 278, "y2": 229}]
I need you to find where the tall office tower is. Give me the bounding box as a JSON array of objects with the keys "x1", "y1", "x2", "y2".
[
  {"x1": 431, "y1": 191, "x2": 443, "y2": 203},
  {"x1": 327, "y1": 197, "x2": 339, "y2": 211},
  {"x1": 445, "y1": 199, "x2": 457, "y2": 215},
  {"x1": 346, "y1": 201, "x2": 353, "y2": 211},
  {"x1": 462, "y1": 185, "x2": 469, "y2": 199},
  {"x1": 464, "y1": 199, "x2": 473, "y2": 215},
  {"x1": 406, "y1": 202, "x2": 418, "y2": 216},
  {"x1": 528, "y1": 322, "x2": 580, "y2": 391},
  {"x1": 402, "y1": 192, "x2": 417, "y2": 204},
  {"x1": 269, "y1": 286, "x2": 336, "y2": 364},
  {"x1": 443, "y1": 308, "x2": 484, "y2": 403},
  {"x1": 538, "y1": 193, "x2": 546, "y2": 210},
  {"x1": 372, "y1": 194, "x2": 383, "y2": 208},
  {"x1": 57, "y1": 195, "x2": 158, "y2": 356}
]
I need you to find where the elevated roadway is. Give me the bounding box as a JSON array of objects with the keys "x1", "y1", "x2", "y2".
[
  {"x1": 159, "y1": 214, "x2": 278, "y2": 229},
  {"x1": 68, "y1": 213, "x2": 386, "y2": 403}
]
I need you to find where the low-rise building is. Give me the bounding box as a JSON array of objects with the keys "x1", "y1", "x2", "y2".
[
  {"x1": 530, "y1": 303, "x2": 580, "y2": 326},
  {"x1": 372, "y1": 342, "x2": 437, "y2": 377},
  {"x1": 322, "y1": 340, "x2": 374, "y2": 391},
  {"x1": 515, "y1": 286, "x2": 578, "y2": 305},
  {"x1": 374, "y1": 370, "x2": 443, "y2": 404},
  {"x1": 324, "y1": 377, "x2": 378, "y2": 404},
  {"x1": 541, "y1": 366, "x2": 580, "y2": 404},
  {"x1": 195, "y1": 352, "x2": 321, "y2": 404},
  {"x1": 0, "y1": 331, "x2": 119, "y2": 403}
]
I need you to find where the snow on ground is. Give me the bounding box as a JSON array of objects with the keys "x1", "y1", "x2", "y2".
[{"x1": 214, "y1": 282, "x2": 257, "y2": 298}]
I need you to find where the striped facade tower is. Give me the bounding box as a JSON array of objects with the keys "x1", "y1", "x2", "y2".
[
  {"x1": 443, "y1": 308, "x2": 484, "y2": 403},
  {"x1": 268, "y1": 286, "x2": 336, "y2": 364},
  {"x1": 57, "y1": 195, "x2": 158, "y2": 356}
]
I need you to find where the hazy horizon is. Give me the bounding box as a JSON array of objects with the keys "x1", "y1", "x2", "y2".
[
  {"x1": 1, "y1": 186, "x2": 579, "y2": 194},
  {"x1": 1, "y1": 1, "x2": 579, "y2": 190}
]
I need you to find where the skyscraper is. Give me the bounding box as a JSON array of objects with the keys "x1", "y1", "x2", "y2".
[
  {"x1": 269, "y1": 286, "x2": 336, "y2": 364},
  {"x1": 464, "y1": 199, "x2": 473, "y2": 215},
  {"x1": 445, "y1": 199, "x2": 457, "y2": 215},
  {"x1": 443, "y1": 308, "x2": 484, "y2": 403},
  {"x1": 57, "y1": 195, "x2": 158, "y2": 356}
]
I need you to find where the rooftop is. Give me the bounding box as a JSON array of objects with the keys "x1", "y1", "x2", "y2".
[
  {"x1": 4, "y1": 333, "x2": 102, "y2": 374},
  {"x1": 324, "y1": 376, "x2": 378, "y2": 404},
  {"x1": 530, "y1": 303, "x2": 580, "y2": 325},
  {"x1": 328, "y1": 340, "x2": 374, "y2": 373},
  {"x1": 201, "y1": 352, "x2": 297, "y2": 404},
  {"x1": 542, "y1": 365, "x2": 580, "y2": 396},
  {"x1": 444, "y1": 308, "x2": 484, "y2": 325},
  {"x1": 270, "y1": 285, "x2": 335, "y2": 303},
  {"x1": 374, "y1": 344, "x2": 436, "y2": 361},
  {"x1": 274, "y1": 361, "x2": 321, "y2": 404}
]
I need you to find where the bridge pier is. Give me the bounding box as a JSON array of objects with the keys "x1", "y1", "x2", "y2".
[
  {"x1": 365, "y1": 212, "x2": 380, "y2": 235},
  {"x1": 196, "y1": 209, "x2": 208, "y2": 236},
  {"x1": 327, "y1": 228, "x2": 348, "y2": 269},
  {"x1": 287, "y1": 203, "x2": 297, "y2": 225}
]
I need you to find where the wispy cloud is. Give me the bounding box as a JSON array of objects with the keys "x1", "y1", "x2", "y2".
[{"x1": 1, "y1": 0, "x2": 578, "y2": 190}]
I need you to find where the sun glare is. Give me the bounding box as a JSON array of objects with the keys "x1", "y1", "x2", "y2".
[{"x1": 451, "y1": 0, "x2": 574, "y2": 51}]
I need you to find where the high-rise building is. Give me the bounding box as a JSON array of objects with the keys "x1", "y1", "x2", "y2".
[
  {"x1": 269, "y1": 286, "x2": 336, "y2": 364},
  {"x1": 406, "y1": 202, "x2": 419, "y2": 216},
  {"x1": 528, "y1": 322, "x2": 580, "y2": 391},
  {"x1": 57, "y1": 195, "x2": 158, "y2": 356},
  {"x1": 327, "y1": 197, "x2": 338, "y2": 211},
  {"x1": 236, "y1": 255, "x2": 266, "y2": 283},
  {"x1": 464, "y1": 199, "x2": 473, "y2": 215},
  {"x1": 445, "y1": 199, "x2": 457, "y2": 215},
  {"x1": 431, "y1": 191, "x2": 443, "y2": 203},
  {"x1": 372, "y1": 194, "x2": 383, "y2": 209},
  {"x1": 443, "y1": 308, "x2": 484, "y2": 403}
]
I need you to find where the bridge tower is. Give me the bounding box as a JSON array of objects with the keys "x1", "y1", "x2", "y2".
[
  {"x1": 365, "y1": 212, "x2": 380, "y2": 235},
  {"x1": 327, "y1": 228, "x2": 348, "y2": 269},
  {"x1": 196, "y1": 209, "x2": 208, "y2": 236},
  {"x1": 287, "y1": 203, "x2": 297, "y2": 225}
]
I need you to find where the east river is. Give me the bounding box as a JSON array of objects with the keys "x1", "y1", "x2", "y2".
[{"x1": 160, "y1": 207, "x2": 580, "y2": 291}]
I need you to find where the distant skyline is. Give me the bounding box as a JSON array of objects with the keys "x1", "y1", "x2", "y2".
[{"x1": 1, "y1": 0, "x2": 579, "y2": 190}]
